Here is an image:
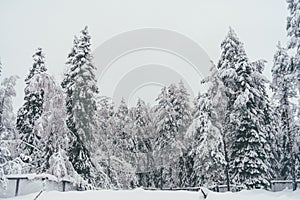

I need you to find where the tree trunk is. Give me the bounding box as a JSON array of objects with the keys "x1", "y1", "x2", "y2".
[{"x1": 223, "y1": 137, "x2": 230, "y2": 191}]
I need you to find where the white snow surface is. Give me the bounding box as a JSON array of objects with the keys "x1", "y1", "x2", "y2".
[{"x1": 1, "y1": 188, "x2": 300, "y2": 200}]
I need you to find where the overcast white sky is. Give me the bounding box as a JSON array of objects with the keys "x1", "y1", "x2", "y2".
[{"x1": 0, "y1": 0, "x2": 288, "y2": 109}]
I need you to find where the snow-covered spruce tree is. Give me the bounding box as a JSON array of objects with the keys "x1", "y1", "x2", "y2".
[
  {"x1": 216, "y1": 27, "x2": 244, "y2": 191},
  {"x1": 217, "y1": 27, "x2": 242, "y2": 93},
  {"x1": 251, "y1": 60, "x2": 279, "y2": 180},
  {"x1": 0, "y1": 76, "x2": 23, "y2": 189},
  {"x1": 230, "y1": 47, "x2": 270, "y2": 189},
  {"x1": 113, "y1": 98, "x2": 138, "y2": 188},
  {"x1": 271, "y1": 42, "x2": 299, "y2": 190},
  {"x1": 287, "y1": 0, "x2": 300, "y2": 96},
  {"x1": 113, "y1": 98, "x2": 134, "y2": 159},
  {"x1": 16, "y1": 48, "x2": 47, "y2": 171},
  {"x1": 188, "y1": 63, "x2": 231, "y2": 189},
  {"x1": 154, "y1": 85, "x2": 185, "y2": 188},
  {"x1": 61, "y1": 26, "x2": 99, "y2": 186},
  {"x1": 187, "y1": 92, "x2": 224, "y2": 187},
  {"x1": 174, "y1": 81, "x2": 192, "y2": 141},
  {"x1": 131, "y1": 98, "x2": 154, "y2": 187},
  {"x1": 286, "y1": 2, "x2": 300, "y2": 184},
  {"x1": 154, "y1": 86, "x2": 172, "y2": 189},
  {"x1": 165, "y1": 81, "x2": 192, "y2": 188}
]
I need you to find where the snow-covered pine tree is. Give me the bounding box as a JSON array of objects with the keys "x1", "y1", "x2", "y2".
[
  {"x1": 251, "y1": 60, "x2": 278, "y2": 180},
  {"x1": 154, "y1": 86, "x2": 173, "y2": 189},
  {"x1": 192, "y1": 63, "x2": 231, "y2": 189},
  {"x1": 61, "y1": 26, "x2": 99, "y2": 186},
  {"x1": 230, "y1": 46, "x2": 270, "y2": 189},
  {"x1": 154, "y1": 84, "x2": 185, "y2": 188},
  {"x1": 187, "y1": 92, "x2": 224, "y2": 187},
  {"x1": 16, "y1": 48, "x2": 47, "y2": 171},
  {"x1": 131, "y1": 98, "x2": 154, "y2": 187},
  {"x1": 165, "y1": 81, "x2": 192, "y2": 188},
  {"x1": 271, "y1": 42, "x2": 299, "y2": 190},
  {"x1": 113, "y1": 98, "x2": 138, "y2": 188},
  {"x1": 216, "y1": 27, "x2": 245, "y2": 191},
  {"x1": 0, "y1": 75, "x2": 23, "y2": 189},
  {"x1": 217, "y1": 27, "x2": 242, "y2": 93},
  {"x1": 287, "y1": 0, "x2": 300, "y2": 96},
  {"x1": 175, "y1": 80, "x2": 192, "y2": 141},
  {"x1": 114, "y1": 98, "x2": 134, "y2": 159},
  {"x1": 286, "y1": 2, "x2": 300, "y2": 184}
]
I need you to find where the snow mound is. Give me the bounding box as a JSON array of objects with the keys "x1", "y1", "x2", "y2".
[{"x1": 2, "y1": 188, "x2": 300, "y2": 200}]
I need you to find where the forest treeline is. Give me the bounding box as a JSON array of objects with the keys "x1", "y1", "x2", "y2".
[{"x1": 0, "y1": 0, "x2": 299, "y2": 191}]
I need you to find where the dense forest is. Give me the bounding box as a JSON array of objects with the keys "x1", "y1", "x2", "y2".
[{"x1": 0, "y1": 0, "x2": 300, "y2": 192}]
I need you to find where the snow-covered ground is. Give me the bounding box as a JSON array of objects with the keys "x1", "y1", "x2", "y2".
[{"x1": 2, "y1": 188, "x2": 300, "y2": 200}]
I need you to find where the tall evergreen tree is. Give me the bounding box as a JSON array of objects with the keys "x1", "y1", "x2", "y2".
[
  {"x1": 217, "y1": 28, "x2": 272, "y2": 189},
  {"x1": 61, "y1": 26, "x2": 99, "y2": 186},
  {"x1": 154, "y1": 84, "x2": 188, "y2": 188},
  {"x1": 286, "y1": 3, "x2": 300, "y2": 182},
  {"x1": 271, "y1": 42, "x2": 299, "y2": 190},
  {"x1": 216, "y1": 28, "x2": 245, "y2": 191},
  {"x1": 230, "y1": 46, "x2": 270, "y2": 189},
  {"x1": 190, "y1": 63, "x2": 231, "y2": 189},
  {"x1": 187, "y1": 92, "x2": 224, "y2": 187},
  {"x1": 131, "y1": 98, "x2": 154, "y2": 187},
  {"x1": 174, "y1": 80, "x2": 192, "y2": 141},
  {"x1": 252, "y1": 60, "x2": 278, "y2": 180},
  {"x1": 16, "y1": 48, "x2": 47, "y2": 171},
  {"x1": 287, "y1": 0, "x2": 300, "y2": 95}
]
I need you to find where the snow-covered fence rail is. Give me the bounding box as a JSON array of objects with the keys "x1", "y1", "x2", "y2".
[
  {"x1": 144, "y1": 185, "x2": 243, "y2": 193},
  {"x1": 0, "y1": 174, "x2": 76, "y2": 198},
  {"x1": 144, "y1": 181, "x2": 300, "y2": 193},
  {"x1": 144, "y1": 187, "x2": 201, "y2": 192}
]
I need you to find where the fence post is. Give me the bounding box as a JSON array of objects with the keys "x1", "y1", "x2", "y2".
[
  {"x1": 15, "y1": 178, "x2": 20, "y2": 196},
  {"x1": 62, "y1": 181, "x2": 66, "y2": 192}
]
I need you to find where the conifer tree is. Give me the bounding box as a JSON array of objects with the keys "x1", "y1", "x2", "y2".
[
  {"x1": 131, "y1": 98, "x2": 154, "y2": 187},
  {"x1": 190, "y1": 64, "x2": 230, "y2": 188},
  {"x1": 271, "y1": 42, "x2": 299, "y2": 190},
  {"x1": 216, "y1": 28, "x2": 245, "y2": 190},
  {"x1": 174, "y1": 80, "x2": 192, "y2": 141},
  {"x1": 62, "y1": 26, "x2": 99, "y2": 186},
  {"x1": 230, "y1": 47, "x2": 270, "y2": 189},
  {"x1": 287, "y1": 0, "x2": 300, "y2": 95},
  {"x1": 16, "y1": 48, "x2": 47, "y2": 171},
  {"x1": 217, "y1": 28, "x2": 272, "y2": 189},
  {"x1": 187, "y1": 92, "x2": 224, "y2": 187},
  {"x1": 154, "y1": 84, "x2": 187, "y2": 188}
]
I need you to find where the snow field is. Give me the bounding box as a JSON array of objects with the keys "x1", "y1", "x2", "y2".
[{"x1": 2, "y1": 188, "x2": 300, "y2": 200}]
